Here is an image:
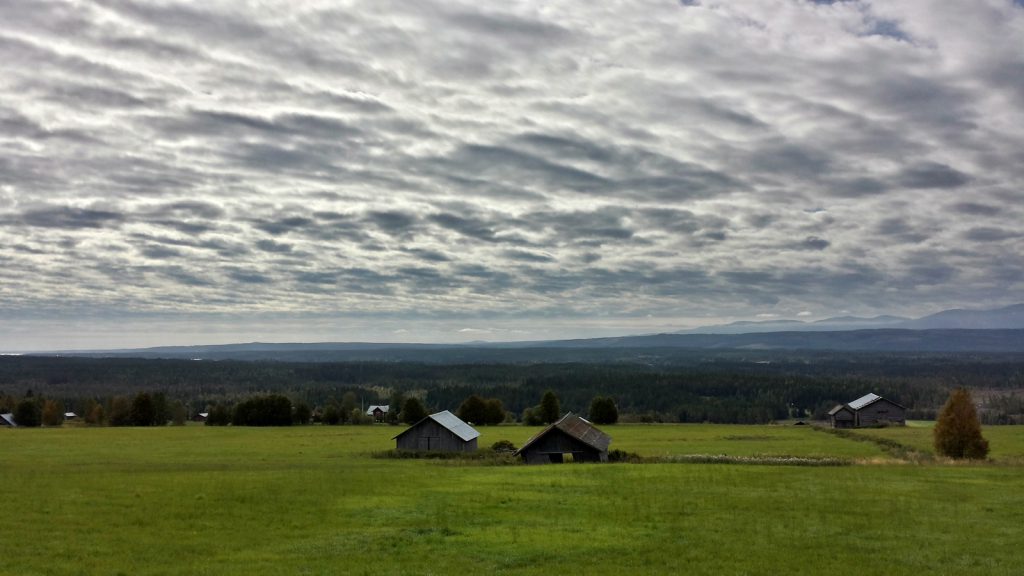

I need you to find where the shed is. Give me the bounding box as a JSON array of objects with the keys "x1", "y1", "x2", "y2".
[
  {"x1": 515, "y1": 413, "x2": 611, "y2": 464},
  {"x1": 393, "y1": 410, "x2": 479, "y2": 452},
  {"x1": 828, "y1": 404, "x2": 855, "y2": 428},
  {"x1": 64, "y1": 412, "x2": 78, "y2": 420},
  {"x1": 367, "y1": 405, "x2": 389, "y2": 422},
  {"x1": 191, "y1": 412, "x2": 209, "y2": 422},
  {"x1": 1, "y1": 413, "x2": 16, "y2": 427},
  {"x1": 830, "y1": 393, "x2": 906, "y2": 428}
]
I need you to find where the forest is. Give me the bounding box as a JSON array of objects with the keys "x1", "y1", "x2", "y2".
[{"x1": 1, "y1": 351, "x2": 1023, "y2": 425}]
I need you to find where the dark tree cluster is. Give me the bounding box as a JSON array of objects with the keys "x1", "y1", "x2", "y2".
[
  {"x1": 456, "y1": 394, "x2": 507, "y2": 425},
  {"x1": 231, "y1": 395, "x2": 294, "y2": 427}
]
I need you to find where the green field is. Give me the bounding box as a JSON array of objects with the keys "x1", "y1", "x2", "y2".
[{"x1": 3, "y1": 424, "x2": 1023, "y2": 575}]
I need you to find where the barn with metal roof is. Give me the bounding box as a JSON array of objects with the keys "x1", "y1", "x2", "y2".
[
  {"x1": 829, "y1": 393, "x2": 905, "y2": 428},
  {"x1": 515, "y1": 413, "x2": 611, "y2": 464},
  {"x1": 393, "y1": 410, "x2": 480, "y2": 452}
]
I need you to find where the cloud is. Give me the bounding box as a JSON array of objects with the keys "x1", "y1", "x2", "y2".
[{"x1": 1, "y1": 0, "x2": 1022, "y2": 348}]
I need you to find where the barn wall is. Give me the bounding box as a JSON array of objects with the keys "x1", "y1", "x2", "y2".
[
  {"x1": 520, "y1": 429, "x2": 607, "y2": 464},
  {"x1": 856, "y1": 400, "x2": 905, "y2": 427},
  {"x1": 831, "y1": 409, "x2": 854, "y2": 428}
]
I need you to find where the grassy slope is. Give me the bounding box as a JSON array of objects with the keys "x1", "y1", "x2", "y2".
[{"x1": 2, "y1": 425, "x2": 1023, "y2": 575}]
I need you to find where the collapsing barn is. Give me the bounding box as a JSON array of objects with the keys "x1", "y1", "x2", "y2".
[
  {"x1": 515, "y1": 413, "x2": 611, "y2": 464},
  {"x1": 393, "y1": 410, "x2": 480, "y2": 452}
]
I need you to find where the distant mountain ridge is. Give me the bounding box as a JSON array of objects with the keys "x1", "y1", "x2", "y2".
[
  {"x1": 33, "y1": 304, "x2": 1024, "y2": 361},
  {"x1": 677, "y1": 304, "x2": 1024, "y2": 334}
]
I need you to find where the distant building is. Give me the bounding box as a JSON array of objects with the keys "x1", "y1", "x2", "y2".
[
  {"x1": 191, "y1": 412, "x2": 209, "y2": 423},
  {"x1": 515, "y1": 413, "x2": 611, "y2": 464},
  {"x1": 0, "y1": 413, "x2": 16, "y2": 427},
  {"x1": 367, "y1": 405, "x2": 390, "y2": 423},
  {"x1": 63, "y1": 412, "x2": 78, "y2": 420},
  {"x1": 829, "y1": 393, "x2": 906, "y2": 428},
  {"x1": 393, "y1": 410, "x2": 479, "y2": 452}
]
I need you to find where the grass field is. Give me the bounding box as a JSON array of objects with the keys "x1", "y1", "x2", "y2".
[{"x1": 3, "y1": 424, "x2": 1023, "y2": 575}]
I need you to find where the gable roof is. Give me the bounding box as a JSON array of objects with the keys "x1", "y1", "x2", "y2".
[
  {"x1": 828, "y1": 404, "x2": 853, "y2": 416},
  {"x1": 393, "y1": 410, "x2": 480, "y2": 442},
  {"x1": 515, "y1": 412, "x2": 612, "y2": 455},
  {"x1": 366, "y1": 405, "x2": 389, "y2": 415},
  {"x1": 848, "y1": 393, "x2": 905, "y2": 411},
  {"x1": 0, "y1": 413, "x2": 16, "y2": 427}
]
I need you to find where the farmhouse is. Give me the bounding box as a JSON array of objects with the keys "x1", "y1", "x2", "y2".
[
  {"x1": 393, "y1": 410, "x2": 479, "y2": 452},
  {"x1": 829, "y1": 393, "x2": 906, "y2": 428},
  {"x1": 1, "y1": 413, "x2": 16, "y2": 427},
  {"x1": 515, "y1": 412, "x2": 611, "y2": 464},
  {"x1": 366, "y1": 405, "x2": 389, "y2": 422}
]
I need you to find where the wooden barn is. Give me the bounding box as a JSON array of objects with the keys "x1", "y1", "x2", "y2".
[
  {"x1": 827, "y1": 404, "x2": 855, "y2": 428},
  {"x1": 515, "y1": 413, "x2": 611, "y2": 464},
  {"x1": 393, "y1": 410, "x2": 479, "y2": 452},
  {"x1": 829, "y1": 393, "x2": 906, "y2": 428}
]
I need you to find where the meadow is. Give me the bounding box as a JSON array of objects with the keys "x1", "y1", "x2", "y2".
[{"x1": 2, "y1": 423, "x2": 1023, "y2": 575}]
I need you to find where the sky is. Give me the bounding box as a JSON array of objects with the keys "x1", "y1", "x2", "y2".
[{"x1": 1, "y1": 0, "x2": 1023, "y2": 351}]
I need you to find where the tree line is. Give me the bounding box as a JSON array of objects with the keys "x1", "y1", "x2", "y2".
[{"x1": 2, "y1": 353, "x2": 1023, "y2": 425}]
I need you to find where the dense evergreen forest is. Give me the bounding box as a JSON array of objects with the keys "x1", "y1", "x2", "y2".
[{"x1": 1, "y1": 352, "x2": 1023, "y2": 425}]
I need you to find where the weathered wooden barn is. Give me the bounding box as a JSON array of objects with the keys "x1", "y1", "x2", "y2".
[
  {"x1": 393, "y1": 410, "x2": 479, "y2": 452},
  {"x1": 829, "y1": 393, "x2": 906, "y2": 428},
  {"x1": 515, "y1": 413, "x2": 611, "y2": 464},
  {"x1": 827, "y1": 404, "x2": 855, "y2": 428}
]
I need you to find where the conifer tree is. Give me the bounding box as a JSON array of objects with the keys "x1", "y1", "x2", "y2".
[{"x1": 934, "y1": 388, "x2": 989, "y2": 459}]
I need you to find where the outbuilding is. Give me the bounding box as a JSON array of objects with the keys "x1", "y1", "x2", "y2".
[
  {"x1": 515, "y1": 413, "x2": 611, "y2": 464},
  {"x1": 393, "y1": 410, "x2": 479, "y2": 452},
  {"x1": 1, "y1": 413, "x2": 16, "y2": 427},
  {"x1": 367, "y1": 405, "x2": 389, "y2": 423},
  {"x1": 829, "y1": 393, "x2": 906, "y2": 428}
]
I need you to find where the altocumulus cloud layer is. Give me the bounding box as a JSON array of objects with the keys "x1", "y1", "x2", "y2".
[{"x1": 1, "y1": 0, "x2": 1023, "y2": 349}]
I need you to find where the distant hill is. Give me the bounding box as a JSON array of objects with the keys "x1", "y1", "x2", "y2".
[
  {"x1": 677, "y1": 304, "x2": 1023, "y2": 334},
  {"x1": 41, "y1": 328, "x2": 1024, "y2": 362}
]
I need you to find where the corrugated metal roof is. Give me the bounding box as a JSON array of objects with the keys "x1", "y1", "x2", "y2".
[
  {"x1": 428, "y1": 410, "x2": 480, "y2": 441},
  {"x1": 516, "y1": 412, "x2": 612, "y2": 454},
  {"x1": 366, "y1": 405, "x2": 390, "y2": 415},
  {"x1": 393, "y1": 410, "x2": 480, "y2": 442},
  {"x1": 848, "y1": 393, "x2": 882, "y2": 410},
  {"x1": 0, "y1": 413, "x2": 16, "y2": 427}
]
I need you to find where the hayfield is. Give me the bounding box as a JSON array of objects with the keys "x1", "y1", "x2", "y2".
[{"x1": 2, "y1": 424, "x2": 1023, "y2": 575}]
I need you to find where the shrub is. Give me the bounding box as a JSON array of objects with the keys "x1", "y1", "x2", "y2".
[
  {"x1": 491, "y1": 440, "x2": 517, "y2": 453},
  {"x1": 934, "y1": 388, "x2": 989, "y2": 459}
]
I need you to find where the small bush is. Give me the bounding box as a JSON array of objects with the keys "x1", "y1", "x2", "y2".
[{"x1": 491, "y1": 440, "x2": 517, "y2": 453}]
